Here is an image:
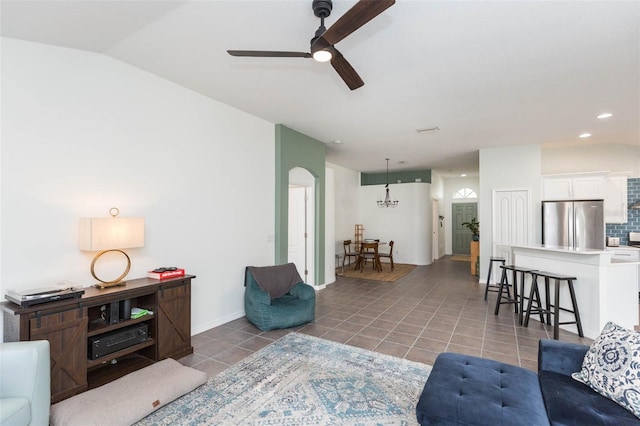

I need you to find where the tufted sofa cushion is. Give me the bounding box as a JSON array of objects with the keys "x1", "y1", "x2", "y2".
[
  {"x1": 538, "y1": 338, "x2": 639, "y2": 424},
  {"x1": 539, "y1": 370, "x2": 639, "y2": 425},
  {"x1": 416, "y1": 352, "x2": 549, "y2": 425}
]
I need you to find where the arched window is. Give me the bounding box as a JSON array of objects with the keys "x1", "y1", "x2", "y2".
[{"x1": 453, "y1": 187, "x2": 477, "y2": 199}]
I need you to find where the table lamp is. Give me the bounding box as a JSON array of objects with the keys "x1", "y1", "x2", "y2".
[{"x1": 79, "y1": 207, "x2": 144, "y2": 288}]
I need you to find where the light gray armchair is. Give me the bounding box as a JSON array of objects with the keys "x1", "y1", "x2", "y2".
[{"x1": 0, "y1": 340, "x2": 51, "y2": 426}]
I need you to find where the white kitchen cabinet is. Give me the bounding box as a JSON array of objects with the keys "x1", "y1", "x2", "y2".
[
  {"x1": 604, "y1": 176, "x2": 627, "y2": 224},
  {"x1": 606, "y1": 246, "x2": 640, "y2": 261},
  {"x1": 543, "y1": 174, "x2": 627, "y2": 223},
  {"x1": 572, "y1": 176, "x2": 605, "y2": 199},
  {"x1": 542, "y1": 175, "x2": 604, "y2": 200},
  {"x1": 542, "y1": 177, "x2": 573, "y2": 200}
]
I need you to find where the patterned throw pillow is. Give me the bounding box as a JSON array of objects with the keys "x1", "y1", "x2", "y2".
[{"x1": 572, "y1": 321, "x2": 640, "y2": 418}]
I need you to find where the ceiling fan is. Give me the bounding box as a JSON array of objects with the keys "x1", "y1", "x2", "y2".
[{"x1": 227, "y1": 0, "x2": 395, "y2": 90}]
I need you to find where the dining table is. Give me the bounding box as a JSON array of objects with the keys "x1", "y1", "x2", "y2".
[{"x1": 355, "y1": 240, "x2": 386, "y2": 272}]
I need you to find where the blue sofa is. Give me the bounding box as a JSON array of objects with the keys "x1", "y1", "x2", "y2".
[
  {"x1": 417, "y1": 339, "x2": 639, "y2": 425},
  {"x1": 244, "y1": 264, "x2": 315, "y2": 331}
]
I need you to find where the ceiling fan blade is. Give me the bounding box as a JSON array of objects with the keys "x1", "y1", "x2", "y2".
[
  {"x1": 329, "y1": 47, "x2": 364, "y2": 90},
  {"x1": 227, "y1": 50, "x2": 311, "y2": 58},
  {"x1": 321, "y1": 0, "x2": 395, "y2": 46}
]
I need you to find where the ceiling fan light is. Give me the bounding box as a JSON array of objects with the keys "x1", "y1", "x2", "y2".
[{"x1": 313, "y1": 49, "x2": 332, "y2": 62}]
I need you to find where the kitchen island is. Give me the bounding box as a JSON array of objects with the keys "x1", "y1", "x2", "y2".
[{"x1": 512, "y1": 244, "x2": 639, "y2": 339}]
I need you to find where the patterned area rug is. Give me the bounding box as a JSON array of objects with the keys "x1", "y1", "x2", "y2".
[
  {"x1": 340, "y1": 263, "x2": 416, "y2": 282},
  {"x1": 136, "y1": 333, "x2": 431, "y2": 425}
]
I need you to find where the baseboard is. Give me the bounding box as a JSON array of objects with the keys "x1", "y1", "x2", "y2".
[{"x1": 191, "y1": 309, "x2": 245, "y2": 336}]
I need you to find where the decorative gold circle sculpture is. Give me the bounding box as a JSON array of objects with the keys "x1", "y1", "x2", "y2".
[{"x1": 90, "y1": 249, "x2": 130, "y2": 287}]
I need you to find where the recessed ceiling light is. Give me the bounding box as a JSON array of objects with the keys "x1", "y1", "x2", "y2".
[
  {"x1": 579, "y1": 133, "x2": 592, "y2": 138},
  {"x1": 461, "y1": 174, "x2": 467, "y2": 177},
  {"x1": 333, "y1": 139, "x2": 342, "y2": 144},
  {"x1": 597, "y1": 113, "x2": 613, "y2": 119}
]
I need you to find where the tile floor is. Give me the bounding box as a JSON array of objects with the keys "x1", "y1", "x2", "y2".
[{"x1": 180, "y1": 256, "x2": 595, "y2": 377}]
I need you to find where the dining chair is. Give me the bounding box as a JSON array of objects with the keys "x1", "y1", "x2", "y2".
[
  {"x1": 343, "y1": 240, "x2": 359, "y2": 269},
  {"x1": 378, "y1": 240, "x2": 394, "y2": 271},
  {"x1": 357, "y1": 242, "x2": 382, "y2": 272}
]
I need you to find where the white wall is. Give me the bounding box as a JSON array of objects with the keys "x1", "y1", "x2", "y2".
[
  {"x1": 479, "y1": 144, "x2": 542, "y2": 280},
  {"x1": 542, "y1": 143, "x2": 640, "y2": 177},
  {"x1": 1, "y1": 38, "x2": 275, "y2": 336},
  {"x1": 430, "y1": 172, "x2": 446, "y2": 258},
  {"x1": 329, "y1": 162, "x2": 438, "y2": 266},
  {"x1": 326, "y1": 162, "x2": 360, "y2": 265},
  {"x1": 324, "y1": 167, "x2": 335, "y2": 285},
  {"x1": 359, "y1": 183, "x2": 433, "y2": 265}
]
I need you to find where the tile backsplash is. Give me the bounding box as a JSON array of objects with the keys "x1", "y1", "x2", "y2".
[{"x1": 606, "y1": 177, "x2": 640, "y2": 245}]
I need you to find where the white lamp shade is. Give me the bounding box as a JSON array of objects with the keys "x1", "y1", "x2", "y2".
[{"x1": 79, "y1": 217, "x2": 144, "y2": 251}]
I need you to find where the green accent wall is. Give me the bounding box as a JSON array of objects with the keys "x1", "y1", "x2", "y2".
[
  {"x1": 275, "y1": 124, "x2": 326, "y2": 285},
  {"x1": 361, "y1": 169, "x2": 431, "y2": 185}
]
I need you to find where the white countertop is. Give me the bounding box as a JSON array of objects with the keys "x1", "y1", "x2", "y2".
[{"x1": 512, "y1": 244, "x2": 607, "y2": 255}]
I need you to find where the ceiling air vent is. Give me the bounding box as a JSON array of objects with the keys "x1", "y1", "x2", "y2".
[{"x1": 416, "y1": 126, "x2": 440, "y2": 133}]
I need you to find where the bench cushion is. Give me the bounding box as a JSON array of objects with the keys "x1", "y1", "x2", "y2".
[{"x1": 417, "y1": 353, "x2": 549, "y2": 426}]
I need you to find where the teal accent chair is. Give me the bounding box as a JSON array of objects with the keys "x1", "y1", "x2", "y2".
[
  {"x1": 0, "y1": 340, "x2": 51, "y2": 426},
  {"x1": 244, "y1": 266, "x2": 315, "y2": 331}
]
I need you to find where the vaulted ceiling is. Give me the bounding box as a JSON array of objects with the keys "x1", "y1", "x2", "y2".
[{"x1": 2, "y1": 0, "x2": 638, "y2": 176}]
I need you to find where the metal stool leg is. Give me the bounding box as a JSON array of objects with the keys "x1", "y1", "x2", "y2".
[
  {"x1": 553, "y1": 278, "x2": 560, "y2": 340},
  {"x1": 566, "y1": 279, "x2": 584, "y2": 337},
  {"x1": 485, "y1": 258, "x2": 506, "y2": 301},
  {"x1": 494, "y1": 267, "x2": 509, "y2": 315},
  {"x1": 494, "y1": 267, "x2": 515, "y2": 315},
  {"x1": 517, "y1": 270, "x2": 527, "y2": 325},
  {"x1": 484, "y1": 260, "x2": 494, "y2": 301},
  {"x1": 524, "y1": 274, "x2": 547, "y2": 327},
  {"x1": 532, "y1": 280, "x2": 546, "y2": 324},
  {"x1": 544, "y1": 277, "x2": 552, "y2": 325},
  {"x1": 512, "y1": 269, "x2": 519, "y2": 315}
]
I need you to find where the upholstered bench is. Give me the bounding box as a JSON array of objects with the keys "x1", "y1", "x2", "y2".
[
  {"x1": 417, "y1": 339, "x2": 639, "y2": 425},
  {"x1": 416, "y1": 352, "x2": 549, "y2": 425}
]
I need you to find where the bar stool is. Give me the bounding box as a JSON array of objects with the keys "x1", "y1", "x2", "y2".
[
  {"x1": 524, "y1": 271, "x2": 584, "y2": 340},
  {"x1": 520, "y1": 271, "x2": 547, "y2": 327},
  {"x1": 494, "y1": 265, "x2": 536, "y2": 325},
  {"x1": 485, "y1": 257, "x2": 506, "y2": 300}
]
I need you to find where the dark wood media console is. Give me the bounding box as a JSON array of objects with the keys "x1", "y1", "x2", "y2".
[{"x1": 1, "y1": 275, "x2": 194, "y2": 403}]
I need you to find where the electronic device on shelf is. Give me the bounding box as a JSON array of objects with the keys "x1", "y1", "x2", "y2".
[
  {"x1": 88, "y1": 323, "x2": 149, "y2": 360},
  {"x1": 5, "y1": 286, "x2": 85, "y2": 308}
]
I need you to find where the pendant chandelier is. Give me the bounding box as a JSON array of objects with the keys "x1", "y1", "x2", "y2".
[{"x1": 377, "y1": 158, "x2": 399, "y2": 208}]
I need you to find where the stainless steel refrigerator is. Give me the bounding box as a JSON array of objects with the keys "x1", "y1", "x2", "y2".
[{"x1": 542, "y1": 200, "x2": 605, "y2": 250}]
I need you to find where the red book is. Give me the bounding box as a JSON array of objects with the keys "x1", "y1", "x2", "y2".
[{"x1": 147, "y1": 268, "x2": 185, "y2": 280}]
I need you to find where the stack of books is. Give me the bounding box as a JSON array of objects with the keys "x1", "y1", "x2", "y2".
[{"x1": 147, "y1": 268, "x2": 185, "y2": 280}]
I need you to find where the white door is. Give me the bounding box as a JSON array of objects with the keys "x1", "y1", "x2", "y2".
[
  {"x1": 493, "y1": 190, "x2": 530, "y2": 266},
  {"x1": 288, "y1": 186, "x2": 306, "y2": 281},
  {"x1": 288, "y1": 167, "x2": 315, "y2": 285}
]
